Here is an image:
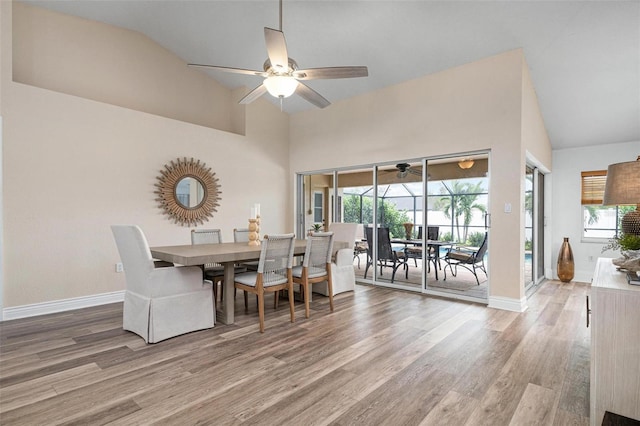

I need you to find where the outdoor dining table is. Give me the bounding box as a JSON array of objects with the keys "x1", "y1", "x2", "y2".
[
  {"x1": 150, "y1": 239, "x2": 346, "y2": 324},
  {"x1": 390, "y1": 239, "x2": 453, "y2": 280}
]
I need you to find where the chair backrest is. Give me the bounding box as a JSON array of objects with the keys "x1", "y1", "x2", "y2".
[
  {"x1": 191, "y1": 228, "x2": 222, "y2": 244},
  {"x1": 234, "y1": 228, "x2": 250, "y2": 243},
  {"x1": 257, "y1": 233, "x2": 295, "y2": 285},
  {"x1": 416, "y1": 226, "x2": 422, "y2": 240},
  {"x1": 474, "y1": 232, "x2": 489, "y2": 260},
  {"x1": 328, "y1": 223, "x2": 357, "y2": 250},
  {"x1": 111, "y1": 225, "x2": 155, "y2": 294},
  {"x1": 303, "y1": 232, "x2": 334, "y2": 275},
  {"x1": 427, "y1": 226, "x2": 439, "y2": 240},
  {"x1": 191, "y1": 229, "x2": 222, "y2": 269},
  {"x1": 364, "y1": 226, "x2": 395, "y2": 261}
]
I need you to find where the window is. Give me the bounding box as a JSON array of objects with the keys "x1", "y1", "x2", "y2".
[
  {"x1": 581, "y1": 170, "x2": 607, "y2": 204},
  {"x1": 581, "y1": 170, "x2": 631, "y2": 238},
  {"x1": 313, "y1": 191, "x2": 324, "y2": 223}
]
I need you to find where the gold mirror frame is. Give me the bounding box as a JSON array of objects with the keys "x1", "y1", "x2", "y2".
[{"x1": 155, "y1": 157, "x2": 221, "y2": 226}]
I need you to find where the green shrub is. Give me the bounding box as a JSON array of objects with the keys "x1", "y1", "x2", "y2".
[{"x1": 468, "y1": 232, "x2": 486, "y2": 247}]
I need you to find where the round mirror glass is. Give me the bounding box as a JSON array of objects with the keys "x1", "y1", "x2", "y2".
[{"x1": 175, "y1": 176, "x2": 205, "y2": 208}]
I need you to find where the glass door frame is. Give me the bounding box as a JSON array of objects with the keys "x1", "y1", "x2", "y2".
[
  {"x1": 295, "y1": 150, "x2": 491, "y2": 304},
  {"x1": 525, "y1": 155, "x2": 549, "y2": 296}
]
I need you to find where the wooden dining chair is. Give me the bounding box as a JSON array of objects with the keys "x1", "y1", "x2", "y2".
[
  {"x1": 292, "y1": 232, "x2": 335, "y2": 318},
  {"x1": 191, "y1": 229, "x2": 246, "y2": 301},
  {"x1": 191, "y1": 229, "x2": 224, "y2": 301},
  {"x1": 233, "y1": 227, "x2": 259, "y2": 271},
  {"x1": 234, "y1": 234, "x2": 296, "y2": 333}
]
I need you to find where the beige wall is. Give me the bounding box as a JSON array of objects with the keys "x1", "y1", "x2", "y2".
[
  {"x1": 290, "y1": 49, "x2": 552, "y2": 304},
  {"x1": 1, "y1": 1, "x2": 290, "y2": 308},
  {"x1": 12, "y1": 2, "x2": 239, "y2": 134},
  {"x1": 2, "y1": 1, "x2": 553, "y2": 312}
]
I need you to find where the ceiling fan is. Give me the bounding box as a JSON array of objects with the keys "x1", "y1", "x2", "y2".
[
  {"x1": 394, "y1": 163, "x2": 422, "y2": 179},
  {"x1": 188, "y1": 0, "x2": 368, "y2": 109}
]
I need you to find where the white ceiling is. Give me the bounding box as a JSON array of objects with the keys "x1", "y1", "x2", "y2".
[{"x1": 24, "y1": 0, "x2": 640, "y2": 150}]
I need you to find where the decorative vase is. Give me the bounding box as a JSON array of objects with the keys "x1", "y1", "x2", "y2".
[
  {"x1": 557, "y1": 237, "x2": 574, "y2": 282},
  {"x1": 403, "y1": 223, "x2": 414, "y2": 240}
]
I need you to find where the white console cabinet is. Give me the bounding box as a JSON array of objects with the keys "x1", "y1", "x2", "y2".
[{"x1": 590, "y1": 258, "x2": 640, "y2": 425}]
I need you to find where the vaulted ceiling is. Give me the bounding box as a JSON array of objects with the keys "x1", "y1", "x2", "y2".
[{"x1": 24, "y1": 1, "x2": 640, "y2": 150}]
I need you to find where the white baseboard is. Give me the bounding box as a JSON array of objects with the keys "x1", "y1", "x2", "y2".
[
  {"x1": 573, "y1": 270, "x2": 593, "y2": 284},
  {"x1": 2, "y1": 291, "x2": 125, "y2": 321},
  {"x1": 488, "y1": 295, "x2": 528, "y2": 312}
]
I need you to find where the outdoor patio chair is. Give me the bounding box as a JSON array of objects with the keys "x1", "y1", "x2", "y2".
[
  {"x1": 364, "y1": 226, "x2": 408, "y2": 283},
  {"x1": 443, "y1": 232, "x2": 488, "y2": 285},
  {"x1": 405, "y1": 226, "x2": 440, "y2": 273}
]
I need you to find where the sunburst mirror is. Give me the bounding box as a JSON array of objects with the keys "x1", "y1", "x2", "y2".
[{"x1": 155, "y1": 157, "x2": 221, "y2": 226}]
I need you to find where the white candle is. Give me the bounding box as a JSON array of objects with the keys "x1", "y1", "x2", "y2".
[
  {"x1": 255, "y1": 203, "x2": 261, "y2": 216},
  {"x1": 250, "y1": 207, "x2": 256, "y2": 219}
]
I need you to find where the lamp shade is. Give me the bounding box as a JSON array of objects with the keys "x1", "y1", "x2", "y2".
[
  {"x1": 264, "y1": 76, "x2": 299, "y2": 98},
  {"x1": 603, "y1": 156, "x2": 640, "y2": 235},
  {"x1": 603, "y1": 158, "x2": 640, "y2": 206}
]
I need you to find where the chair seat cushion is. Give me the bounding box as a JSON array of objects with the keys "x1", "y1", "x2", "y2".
[
  {"x1": 447, "y1": 251, "x2": 473, "y2": 262},
  {"x1": 292, "y1": 265, "x2": 327, "y2": 279},
  {"x1": 406, "y1": 247, "x2": 422, "y2": 255},
  {"x1": 235, "y1": 271, "x2": 288, "y2": 287}
]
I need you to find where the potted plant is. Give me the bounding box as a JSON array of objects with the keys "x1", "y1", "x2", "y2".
[
  {"x1": 602, "y1": 232, "x2": 640, "y2": 271},
  {"x1": 602, "y1": 232, "x2": 640, "y2": 253}
]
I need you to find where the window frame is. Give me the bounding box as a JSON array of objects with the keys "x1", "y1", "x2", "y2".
[{"x1": 581, "y1": 169, "x2": 617, "y2": 241}]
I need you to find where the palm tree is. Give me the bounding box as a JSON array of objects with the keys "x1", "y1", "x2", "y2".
[{"x1": 440, "y1": 181, "x2": 487, "y2": 243}]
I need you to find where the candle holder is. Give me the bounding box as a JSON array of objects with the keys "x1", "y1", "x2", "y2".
[
  {"x1": 248, "y1": 219, "x2": 260, "y2": 246},
  {"x1": 256, "y1": 214, "x2": 261, "y2": 243}
]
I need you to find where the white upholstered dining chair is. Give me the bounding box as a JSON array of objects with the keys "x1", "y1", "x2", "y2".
[
  {"x1": 111, "y1": 225, "x2": 214, "y2": 343},
  {"x1": 313, "y1": 223, "x2": 357, "y2": 296}
]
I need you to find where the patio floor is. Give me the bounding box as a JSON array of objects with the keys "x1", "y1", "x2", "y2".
[{"x1": 352, "y1": 254, "x2": 488, "y2": 300}]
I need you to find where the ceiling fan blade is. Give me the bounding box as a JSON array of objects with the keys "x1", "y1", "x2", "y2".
[
  {"x1": 264, "y1": 27, "x2": 289, "y2": 71},
  {"x1": 293, "y1": 66, "x2": 369, "y2": 80},
  {"x1": 296, "y1": 83, "x2": 331, "y2": 109},
  {"x1": 239, "y1": 84, "x2": 268, "y2": 105},
  {"x1": 188, "y1": 64, "x2": 265, "y2": 76}
]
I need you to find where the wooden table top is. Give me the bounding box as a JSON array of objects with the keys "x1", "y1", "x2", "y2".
[{"x1": 150, "y1": 239, "x2": 347, "y2": 266}]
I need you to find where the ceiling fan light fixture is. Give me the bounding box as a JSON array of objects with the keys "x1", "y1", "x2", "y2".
[
  {"x1": 458, "y1": 159, "x2": 475, "y2": 169},
  {"x1": 264, "y1": 75, "x2": 298, "y2": 98}
]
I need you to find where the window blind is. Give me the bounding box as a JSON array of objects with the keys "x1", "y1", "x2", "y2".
[{"x1": 581, "y1": 170, "x2": 607, "y2": 205}]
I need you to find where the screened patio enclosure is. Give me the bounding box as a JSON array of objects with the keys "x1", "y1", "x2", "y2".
[{"x1": 297, "y1": 154, "x2": 491, "y2": 303}]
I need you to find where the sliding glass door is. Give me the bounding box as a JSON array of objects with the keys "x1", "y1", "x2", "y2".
[
  {"x1": 296, "y1": 152, "x2": 490, "y2": 303},
  {"x1": 525, "y1": 165, "x2": 545, "y2": 292}
]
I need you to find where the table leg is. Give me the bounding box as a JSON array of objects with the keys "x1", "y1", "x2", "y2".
[{"x1": 217, "y1": 262, "x2": 235, "y2": 325}]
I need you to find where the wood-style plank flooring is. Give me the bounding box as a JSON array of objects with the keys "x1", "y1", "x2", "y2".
[{"x1": 0, "y1": 280, "x2": 590, "y2": 425}]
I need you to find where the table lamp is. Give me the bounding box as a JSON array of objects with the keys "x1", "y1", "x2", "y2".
[{"x1": 603, "y1": 156, "x2": 640, "y2": 236}]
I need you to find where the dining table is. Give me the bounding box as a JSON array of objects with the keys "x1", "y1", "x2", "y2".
[
  {"x1": 390, "y1": 239, "x2": 453, "y2": 280},
  {"x1": 150, "y1": 239, "x2": 346, "y2": 324}
]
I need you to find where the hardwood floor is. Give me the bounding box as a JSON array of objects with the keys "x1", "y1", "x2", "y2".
[{"x1": 0, "y1": 280, "x2": 590, "y2": 425}]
